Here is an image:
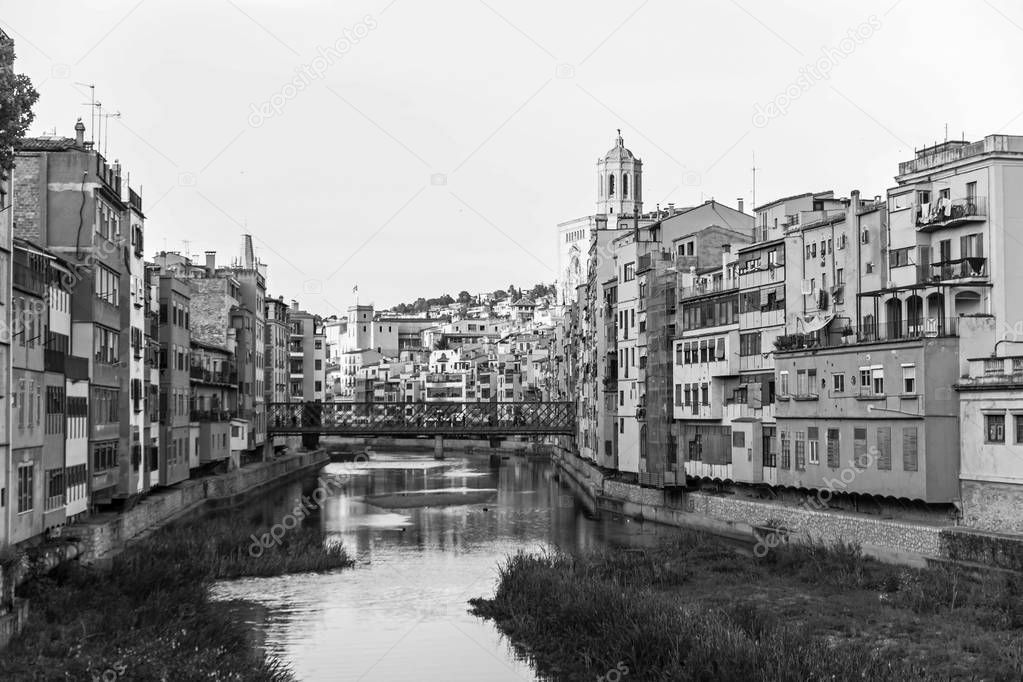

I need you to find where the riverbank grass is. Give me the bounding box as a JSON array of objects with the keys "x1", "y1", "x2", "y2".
[
  {"x1": 470, "y1": 531, "x2": 1023, "y2": 681},
  {"x1": 1, "y1": 517, "x2": 352, "y2": 680}
]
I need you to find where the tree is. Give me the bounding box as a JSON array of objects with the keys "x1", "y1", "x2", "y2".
[
  {"x1": 0, "y1": 35, "x2": 39, "y2": 172},
  {"x1": 457, "y1": 290, "x2": 472, "y2": 304},
  {"x1": 493, "y1": 289, "x2": 508, "y2": 301}
]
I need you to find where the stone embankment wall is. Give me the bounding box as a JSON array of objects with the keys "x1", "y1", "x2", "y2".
[
  {"x1": 550, "y1": 446, "x2": 946, "y2": 566},
  {"x1": 68, "y1": 450, "x2": 329, "y2": 563}
]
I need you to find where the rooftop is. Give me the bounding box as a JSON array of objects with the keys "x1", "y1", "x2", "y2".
[{"x1": 897, "y1": 134, "x2": 1023, "y2": 176}]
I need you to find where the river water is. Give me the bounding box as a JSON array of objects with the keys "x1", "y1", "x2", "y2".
[{"x1": 211, "y1": 448, "x2": 678, "y2": 681}]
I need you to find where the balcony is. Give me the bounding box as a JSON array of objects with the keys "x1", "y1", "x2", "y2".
[
  {"x1": 679, "y1": 278, "x2": 738, "y2": 300},
  {"x1": 426, "y1": 373, "x2": 465, "y2": 384},
  {"x1": 773, "y1": 317, "x2": 960, "y2": 353},
  {"x1": 189, "y1": 365, "x2": 239, "y2": 385},
  {"x1": 66, "y1": 355, "x2": 90, "y2": 381},
  {"x1": 190, "y1": 409, "x2": 238, "y2": 422},
  {"x1": 929, "y1": 257, "x2": 987, "y2": 282},
  {"x1": 916, "y1": 196, "x2": 986, "y2": 231},
  {"x1": 44, "y1": 349, "x2": 66, "y2": 373}
]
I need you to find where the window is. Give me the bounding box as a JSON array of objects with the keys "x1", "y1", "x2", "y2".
[
  {"x1": 859, "y1": 368, "x2": 871, "y2": 394},
  {"x1": 807, "y1": 427, "x2": 819, "y2": 464},
  {"x1": 92, "y1": 440, "x2": 118, "y2": 471},
  {"x1": 794, "y1": 431, "x2": 806, "y2": 470},
  {"x1": 675, "y1": 384, "x2": 682, "y2": 406},
  {"x1": 95, "y1": 264, "x2": 120, "y2": 306},
  {"x1": 872, "y1": 367, "x2": 885, "y2": 395},
  {"x1": 17, "y1": 464, "x2": 33, "y2": 513},
  {"x1": 779, "y1": 370, "x2": 789, "y2": 396},
  {"x1": 903, "y1": 427, "x2": 918, "y2": 471},
  {"x1": 91, "y1": 388, "x2": 120, "y2": 426},
  {"x1": 94, "y1": 326, "x2": 119, "y2": 365},
  {"x1": 739, "y1": 332, "x2": 761, "y2": 356},
  {"x1": 832, "y1": 373, "x2": 844, "y2": 393},
  {"x1": 961, "y1": 233, "x2": 984, "y2": 258},
  {"x1": 877, "y1": 427, "x2": 892, "y2": 470},
  {"x1": 889, "y1": 247, "x2": 913, "y2": 268},
  {"x1": 732, "y1": 431, "x2": 746, "y2": 448},
  {"x1": 780, "y1": 431, "x2": 791, "y2": 469},
  {"x1": 854, "y1": 427, "x2": 868, "y2": 468},
  {"x1": 986, "y1": 414, "x2": 1006, "y2": 443},
  {"x1": 826, "y1": 428, "x2": 840, "y2": 468},
  {"x1": 623, "y1": 262, "x2": 635, "y2": 281},
  {"x1": 1016, "y1": 415, "x2": 1023, "y2": 444},
  {"x1": 902, "y1": 364, "x2": 916, "y2": 394},
  {"x1": 701, "y1": 383, "x2": 709, "y2": 405}
]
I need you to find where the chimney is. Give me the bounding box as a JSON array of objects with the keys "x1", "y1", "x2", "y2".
[
  {"x1": 667, "y1": 202, "x2": 675, "y2": 213},
  {"x1": 722, "y1": 244, "x2": 731, "y2": 253},
  {"x1": 242, "y1": 234, "x2": 255, "y2": 269},
  {"x1": 74, "y1": 118, "x2": 86, "y2": 146},
  {"x1": 291, "y1": 299, "x2": 299, "y2": 311},
  {"x1": 737, "y1": 198, "x2": 744, "y2": 213},
  {"x1": 205, "y1": 250, "x2": 216, "y2": 276}
]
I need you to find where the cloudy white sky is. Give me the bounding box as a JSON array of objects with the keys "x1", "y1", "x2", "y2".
[{"x1": 3, "y1": 0, "x2": 1021, "y2": 312}]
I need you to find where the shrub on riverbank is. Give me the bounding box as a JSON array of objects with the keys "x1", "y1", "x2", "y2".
[
  {"x1": 470, "y1": 532, "x2": 1023, "y2": 681},
  {"x1": 0, "y1": 518, "x2": 352, "y2": 680}
]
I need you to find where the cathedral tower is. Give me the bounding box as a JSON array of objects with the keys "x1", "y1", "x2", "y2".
[{"x1": 596, "y1": 129, "x2": 642, "y2": 216}]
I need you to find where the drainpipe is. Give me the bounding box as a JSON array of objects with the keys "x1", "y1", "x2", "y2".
[{"x1": 851, "y1": 190, "x2": 862, "y2": 329}]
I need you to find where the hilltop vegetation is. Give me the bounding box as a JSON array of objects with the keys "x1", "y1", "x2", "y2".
[{"x1": 389, "y1": 283, "x2": 556, "y2": 314}]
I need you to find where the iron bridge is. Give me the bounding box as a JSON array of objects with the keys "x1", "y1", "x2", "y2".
[{"x1": 266, "y1": 401, "x2": 576, "y2": 437}]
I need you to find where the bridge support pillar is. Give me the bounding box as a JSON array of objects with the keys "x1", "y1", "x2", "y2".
[{"x1": 434, "y1": 435, "x2": 444, "y2": 460}]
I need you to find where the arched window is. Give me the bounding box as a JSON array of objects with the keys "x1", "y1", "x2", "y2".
[
  {"x1": 623, "y1": 173, "x2": 629, "y2": 199},
  {"x1": 608, "y1": 175, "x2": 615, "y2": 197}
]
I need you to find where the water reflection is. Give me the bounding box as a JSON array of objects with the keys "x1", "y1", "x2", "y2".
[{"x1": 212, "y1": 450, "x2": 679, "y2": 681}]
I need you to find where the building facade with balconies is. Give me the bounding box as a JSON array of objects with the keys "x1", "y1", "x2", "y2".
[{"x1": 158, "y1": 274, "x2": 192, "y2": 486}]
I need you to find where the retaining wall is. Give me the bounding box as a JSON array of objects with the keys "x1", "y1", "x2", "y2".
[
  {"x1": 67, "y1": 450, "x2": 329, "y2": 563},
  {"x1": 551, "y1": 446, "x2": 945, "y2": 566}
]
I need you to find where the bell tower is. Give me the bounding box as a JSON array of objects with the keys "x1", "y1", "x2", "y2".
[{"x1": 596, "y1": 129, "x2": 642, "y2": 216}]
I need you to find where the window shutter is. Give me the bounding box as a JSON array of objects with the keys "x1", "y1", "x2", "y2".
[{"x1": 903, "y1": 427, "x2": 918, "y2": 471}]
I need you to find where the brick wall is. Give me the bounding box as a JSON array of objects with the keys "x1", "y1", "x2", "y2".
[{"x1": 12, "y1": 154, "x2": 41, "y2": 242}]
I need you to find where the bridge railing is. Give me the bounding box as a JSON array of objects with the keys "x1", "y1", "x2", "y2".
[{"x1": 265, "y1": 401, "x2": 575, "y2": 435}]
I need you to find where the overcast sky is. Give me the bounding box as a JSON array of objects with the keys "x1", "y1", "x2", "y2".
[{"x1": 3, "y1": 0, "x2": 1021, "y2": 313}]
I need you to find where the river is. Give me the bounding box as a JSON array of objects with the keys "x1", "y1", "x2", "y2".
[{"x1": 211, "y1": 447, "x2": 678, "y2": 681}]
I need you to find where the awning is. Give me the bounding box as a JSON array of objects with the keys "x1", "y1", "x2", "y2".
[{"x1": 797, "y1": 313, "x2": 835, "y2": 334}]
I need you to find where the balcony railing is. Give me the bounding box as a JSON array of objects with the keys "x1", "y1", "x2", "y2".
[
  {"x1": 44, "y1": 349, "x2": 66, "y2": 373},
  {"x1": 773, "y1": 317, "x2": 960, "y2": 352},
  {"x1": 66, "y1": 355, "x2": 89, "y2": 381},
  {"x1": 426, "y1": 373, "x2": 464, "y2": 383},
  {"x1": 916, "y1": 196, "x2": 986, "y2": 230},
  {"x1": 679, "y1": 278, "x2": 738, "y2": 300},
  {"x1": 190, "y1": 409, "x2": 238, "y2": 422},
  {"x1": 930, "y1": 257, "x2": 987, "y2": 281},
  {"x1": 189, "y1": 365, "x2": 239, "y2": 385}
]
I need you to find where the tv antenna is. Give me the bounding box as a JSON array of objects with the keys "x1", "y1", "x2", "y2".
[
  {"x1": 75, "y1": 82, "x2": 99, "y2": 143},
  {"x1": 751, "y1": 152, "x2": 759, "y2": 210},
  {"x1": 101, "y1": 110, "x2": 121, "y2": 157}
]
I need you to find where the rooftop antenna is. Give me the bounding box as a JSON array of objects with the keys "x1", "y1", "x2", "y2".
[
  {"x1": 751, "y1": 151, "x2": 758, "y2": 211},
  {"x1": 101, "y1": 110, "x2": 121, "y2": 157},
  {"x1": 944, "y1": 123, "x2": 948, "y2": 142},
  {"x1": 75, "y1": 82, "x2": 99, "y2": 143}
]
